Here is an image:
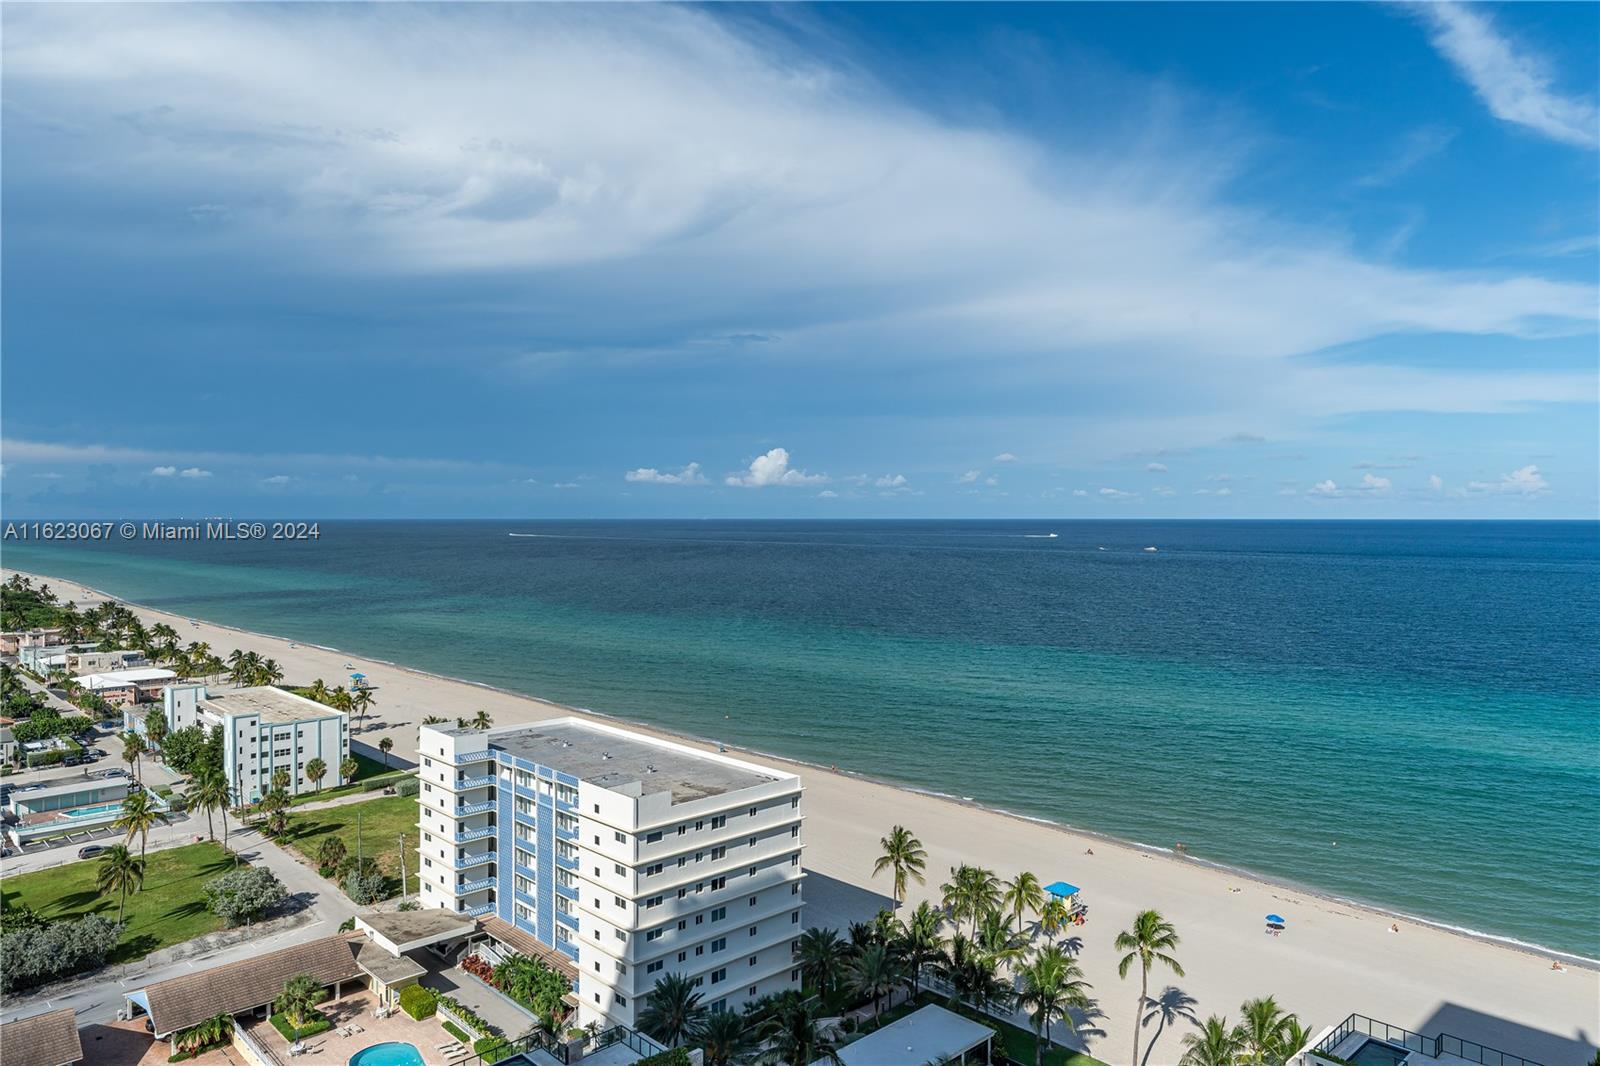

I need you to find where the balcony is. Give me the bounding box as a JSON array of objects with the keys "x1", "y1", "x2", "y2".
[
  {"x1": 454, "y1": 800, "x2": 496, "y2": 817},
  {"x1": 457, "y1": 875, "x2": 497, "y2": 893},
  {"x1": 463, "y1": 902, "x2": 495, "y2": 918},
  {"x1": 449, "y1": 749, "x2": 494, "y2": 766},
  {"x1": 1313, "y1": 1014, "x2": 1548, "y2": 1066},
  {"x1": 451, "y1": 773, "x2": 497, "y2": 790},
  {"x1": 555, "y1": 822, "x2": 579, "y2": 842},
  {"x1": 555, "y1": 852, "x2": 578, "y2": 871},
  {"x1": 453, "y1": 851, "x2": 495, "y2": 871},
  {"x1": 555, "y1": 880, "x2": 578, "y2": 901},
  {"x1": 455, "y1": 825, "x2": 497, "y2": 844}
]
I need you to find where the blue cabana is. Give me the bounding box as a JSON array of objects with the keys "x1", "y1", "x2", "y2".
[
  {"x1": 1045, "y1": 880, "x2": 1080, "y2": 899},
  {"x1": 1265, "y1": 913, "x2": 1286, "y2": 925}
]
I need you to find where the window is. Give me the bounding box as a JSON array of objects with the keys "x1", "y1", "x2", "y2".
[
  {"x1": 614, "y1": 830, "x2": 626, "y2": 843},
  {"x1": 710, "y1": 968, "x2": 726, "y2": 984},
  {"x1": 695, "y1": 852, "x2": 704, "y2": 863},
  {"x1": 791, "y1": 883, "x2": 800, "y2": 895},
  {"x1": 711, "y1": 907, "x2": 726, "y2": 922},
  {"x1": 646, "y1": 896, "x2": 663, "y2": 909},
  {"x1": 711, "y1": 937, "x2": 726, "y2": 953},
  {"x1": 710, "y1": 815, "x2": 726, "y2": 829},
  {"x1": 514, "y1": 848, "x2": 534, "y2": 868},
  {"x1": 616, "y1": 995, "x2": 626, "y2": 1007},
  {"x1": 711, "y1": 846, "x2": 725, "y2": 860},
  {"x1": 646, "y1": 830, "x2": 662, "y2": 843},
  {"x1": 678, "y1": 920, "x2": 687, "y2": 931},
  {"x1": 749, "y1": 836, "x2": 757, "y2": 848},
  {"x1": 749, "y1": 926, "x2": 757, "y2": 937},
  {"x1": 791, "y1": 826, "x2": 800, "y2": 838},
  {"x1": 749, "y1": 956, "x2": 758, "y2": 966},
  {"x1": 749, "y1": 866, "x2": 757, "y2": 878},
  {"x1": 695, "y1": 945, "x2": 704, "y2": 957},
  {"x1": 791, "y1": 797, "x2": 799, "y2": 808},
  {"x1": 748, "y1": 807, "x2": 757, "y2": 818},
  {"x1": 790, "y1": 854, "x2": 799, "y2": 867},
  {"x1": 647, "y1": 960, "x2": 664, "y2": 974},
  {"x1": 792, "y1": 911, "x2": 800, "y2": 924},
  {"x1": 557, "y1": 926, "x2": 571, "y2": 944},
  {"x1": 615, "y1": 929, "x2": 627, "y2": 942},
  {"x1": 711, "y1": 876, "x2": 726, "y2": 890},
  {"x1": 614, "y1": 895, "x2": 626, "y2": 909},
  {"x1": 749, "y1": 896, "x2": 758, "y2": 907},
  {"x1": 677, "y1": 825, "x2": 687, "y2": 836},
  {"x1": 678, "y1": 951, "x2": 687, "y2": 962},
  {"x1": 645, "y1": 863, "x2": 663, "y2": 876},
  {"x1": 614, "y1": 863, "x2": 626, "y2": 876},
  {"x1": 678, "y1": 888, "x2": 687, "y2": 899},
  {"x1": 647, "y1": 928, "x2": 663, "y2": 942},
  {"x1": 515, "y1": 875, "x2": 534, "y2": 895},
  {"x1": 557, "y1": 897, "x2": 572, "y2": 915}
]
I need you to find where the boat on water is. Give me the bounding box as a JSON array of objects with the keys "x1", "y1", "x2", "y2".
[{"x1": 1144, "y1": 546, "x2": 1158, "y2": 552}]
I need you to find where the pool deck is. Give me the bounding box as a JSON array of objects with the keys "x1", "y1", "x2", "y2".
[{"x1": 244, "y1": 990, "x2": 468, "y2": 1066}]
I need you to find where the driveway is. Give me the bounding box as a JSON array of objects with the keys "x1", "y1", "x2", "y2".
[{"x1": 421, "y1": 964, "x2": 538, "y2": 1041}]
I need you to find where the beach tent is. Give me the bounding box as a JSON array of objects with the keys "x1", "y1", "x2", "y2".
[
  {"x1": 1045, "y1": 881, "x2": 1080, "y2": 899},
  {"x1": 1265, "y1": 914, "x2": 1286, "y2": 924}
]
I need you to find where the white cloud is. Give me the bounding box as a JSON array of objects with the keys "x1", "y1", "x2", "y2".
[
  {"x1": 984, "y1": 476, "x2": 1000, "y2": 487},
  {"x1": 1145, "y1": 462, "x2": 1168, "y2": 473},
  {"x1": 874, "y1": 474, "x2": 908, "y2": 489},
  {"x1": 1360, "y1": 473, "x2": 1392, "y2": 491},
  {"x1": 1153, "y1": 485, "x2": 1176, "y2": 497},
  {"x1": 1429, "y1": 474, "x2": 1445, "y2": 491},
  {"x1": 1207, "y1": 473, "x2": 1234, "y2": 482},
  {"x1": 150, "y1": 465, "x2": 177, "y2": 477},
  {"x1": 553, "y1": 481, "x2": 581, "y2": 489},
  {"x1": 957, "y1": 469, "x2": 981, "y2": 483},
  {"x1": 1311, "y1": 479, "x2": 1340, "y2": 496},
  {"x1": 1277, "y1": 487, "x2": 1298, "y2": 496},
  {"x1": 1415, "y1": 3, "x2": 1599, "y2": 148},
  {"x1": 1195, "y1": 486, "x2": 1233, "y2": 496},
  {"x1": 1072, "y1": 489, "x2": 1088, "y2": 497},
  {"x1": 1468, "y1": 464, "x2": 1549, "y2": 495},
  {"x1": 993, "y1": 453, "x2": 1019, "y2": 463},
  {"x1": 1099, "y1": 487, "x2": 1137, "y2": 500},
  {"x1": 817, "y1": 490, "x2": 838, "y2": 498},
  {"x1": 724, "y1": 447, "x2": 827, "y2": 488},
  {"x1": 262, "y1": 474, "x2": 292, "y2": 484},
  {"x1": 625, "y1": 462, "x2": 707, "y2": 485},
  {"x1": 179, "y1": 467, "x2": 212, "y2": 478}
]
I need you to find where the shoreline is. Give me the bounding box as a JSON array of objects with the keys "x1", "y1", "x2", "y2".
[{"x1": 8, "y1": 565, "x2": 1597, "y2": 1063}]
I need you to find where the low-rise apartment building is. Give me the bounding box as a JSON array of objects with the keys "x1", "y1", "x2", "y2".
[
  {"x1": 76, "y1": 667, "x2": 177, "y2": 707},
  {"x1": 415, "y1": 718, "x2": 805, "y2": 1030},
  {"x1": 146, "y1": 683, "x2": 349, "y2": 803}
]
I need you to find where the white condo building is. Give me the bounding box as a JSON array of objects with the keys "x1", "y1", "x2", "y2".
[
  {"x1": 148, "y1": 683, "x2": 350, "y2": 804},
  {"x1": 416, "y1": 718, "x2": 805, "y2": 1030}
]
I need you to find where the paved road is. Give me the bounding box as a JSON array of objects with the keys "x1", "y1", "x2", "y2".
[{"x1": 0, "y1": 823, "x2": 363, "y2": 1027}]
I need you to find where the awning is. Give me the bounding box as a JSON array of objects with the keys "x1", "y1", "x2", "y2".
[{"x1": 1045, "y1": 880, "x2": 1080, "y2": 898}]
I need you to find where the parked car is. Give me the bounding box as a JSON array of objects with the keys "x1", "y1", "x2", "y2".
[
  {"x1": 97, "y1": 768, "x2": 129, "y2": 779},
  {"x1": 77, "y1": 844, "x2": 107, "y2": 859},
  {"x1": 63, "y1": 755, "x2": 84, "y2": 766}
]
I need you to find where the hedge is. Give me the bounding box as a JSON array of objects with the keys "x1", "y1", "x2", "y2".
[
  {"x1": 473, "y1": 1036, "x2": 515, "y2": 1063},
  {"x1": 442, "y1": 1021, "x2": 471, "y2": 1043},
  {"x1": 399, "y1": 984, "x2": 437, "y2": 1020},
  {"x1": 270, "y1": 1011, "x2": 332, "y2": 1042},
  {"x1": 634, "y1": 1050, "x2": 693, "y2": 1066}
]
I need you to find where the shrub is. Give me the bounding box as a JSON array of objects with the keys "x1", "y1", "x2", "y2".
[
  {"x1": 342, "y1": 867, "x2": 387, "y2": 905},
  {"x1": 473, "y1": 1036, "x2": 514, "y2": 1063},
  {"x1": 396, "y1": 899, "x2": 420, "y2": 912},
  {"x1": 395, "y1": 778, "x2": 420, "y2": 797},
  {"x1": 460, "y1": 954, "x2": 496, "y2": 983},
  {"x1": 442, "y1": 1020, "x2": 471, "y2": 1043},
  {"x1": 338, "y1": 917, "x2": 356, "y2": 932},
  {"x1": 0, "y1": 914, "x2": 121, "y2": 993},
  {"x1": 270, "y1": 1011, "x2": 332, "y2": 1042},
  {"x1": 172, "y1": 1013, "x2": 234, "y2": 1057},
  {"x1": 205, "y1": 868, "x2": 288, "y2": 925},
  {"x1": 399, "y1": 984, "x2": 437, "y2": 1020},
  {"x1": 437, "y1": 994, "x2": 491, "y2": 1036},
  {"x1": 634, "y1": 1050, "x2": 693, "y2": 1066}
]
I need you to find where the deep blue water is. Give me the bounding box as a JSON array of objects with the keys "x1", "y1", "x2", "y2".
[{"x1": 7, "y1": 520, "x2": 1598, "y2": 956}]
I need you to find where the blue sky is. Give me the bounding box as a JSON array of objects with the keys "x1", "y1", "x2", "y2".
[{"x1": 2, "y1": 2, "x2": 1595, "y2": 518}]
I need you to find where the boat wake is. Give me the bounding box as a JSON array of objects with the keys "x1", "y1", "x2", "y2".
[{"x1": 1021, "y1": 533, "x2": 1059, "y2": 539}]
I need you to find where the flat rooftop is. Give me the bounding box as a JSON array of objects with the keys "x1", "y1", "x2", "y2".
[
  {"x1": 491, "y1": 719, "x2": 783, "y2": 803},
  {"x1": 73, "y1": 667, "x2": 176, "y2": 687},
  {"x1": 199, "y1": 686, "x2": 338, "y2": 723}
]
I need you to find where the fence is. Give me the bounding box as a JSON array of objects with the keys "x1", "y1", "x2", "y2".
[{"x1": 1315, "y1": 1014, "x2": 1547, "y2": 1066}]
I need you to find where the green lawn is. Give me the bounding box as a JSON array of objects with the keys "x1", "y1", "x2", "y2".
[
  {"x1": 288, "y1": 751, "x2": 408, "y2": 806},
  {"x1": 854, "y1": 991, "x2": 1110, "y2": 1066},
  {"x1": 0, "y1": 841, "x2": 239, "y2": 964},
  {"x1": 279, "y1": 793, "x2": 419, "y2": 899}
]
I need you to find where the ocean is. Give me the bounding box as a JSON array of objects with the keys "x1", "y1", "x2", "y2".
[{"x1": 6, "y1": 519, "x2": 1598, "y2": 958}]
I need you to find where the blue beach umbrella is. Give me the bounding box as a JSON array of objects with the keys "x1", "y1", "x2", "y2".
[
  {"x1": 351, "y1": 672, "x2": 366, "y2": 679},
  {"x1": 1265, "y1": 914, "x2": 1286, "y2": 925}
]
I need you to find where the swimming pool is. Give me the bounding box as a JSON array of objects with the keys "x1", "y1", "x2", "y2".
[
  {"x1": 347, "y1": 1042, "x2": 426, "y2": 1066},
  {"x1": 1348, "y1": 1039, "x2": 1410, "y2": 1066},
  {"x1": 62, "y1": 802, "x2": 122, "y2": 819}
]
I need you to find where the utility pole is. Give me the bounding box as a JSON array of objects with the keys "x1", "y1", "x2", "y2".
[{"x1": 397, "y1": 833, "x2": 408, "y2": 898}]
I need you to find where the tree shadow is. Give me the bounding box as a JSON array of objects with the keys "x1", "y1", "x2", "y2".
[{"x1": 1140, "y1": 985, "x2": 1200, "y2": 1066}]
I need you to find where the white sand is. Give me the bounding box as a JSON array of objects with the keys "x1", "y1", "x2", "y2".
[{"x1": 12, "y1": 569, "x2": 1597, "y2": 1065}]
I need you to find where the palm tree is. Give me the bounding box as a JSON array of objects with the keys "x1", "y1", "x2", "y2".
[
  {"x1": 849, "y1": 942, "x2": 904, "y2": 1023},
  {"x1": 873, "y1": 825, "x2": 927, "y2": 909},
  {"x1": 271, "y1": 767, "x2": 291, "y2": 793},
  {"x1": 95, "y1": 844, "x2": 145, "y2": 924},
  {"x1": 756, "y1": 994, "x2": 840, "y2": 1066},
  {"x1": 379, "y1": 737, "x2": 394, "y2": 767},
  {"x1": 308, "y1": 678, "x2": 329, "y2": 704},
  {"x1": 1115, "y1": 910, "x2": 1185, "y2": 1066},
  {"x1": 422, "y1": 715, "x2": 448, "y2": 725},
  {"x1": 901, "y1": 900, "x2": 945, "y2": 995},
  {"x1": 797, "y1": 927, "x2": 850, "y2": 1003},
  {"x1": 274, "y1": 973, "x2": 326, "y2": 1029},
  {"x1": 1180, "y1": 1017, "x2": 1243, "y2": 1066},
  {"x1": 973, "y1": 906, "x2": 1026, "y2": 969},
  {"x1": 696, "y1": 1009, "x2": 756, "y2": 1066},
  {"x1": 1017, "y1": 946, "x2": 1093, "y2": 1066},
  {"x1": 317, "y1": 836, "x2": 348, "y2": 874},
  {"x1": 305, "y1": 758, "x2": 327, "y2": 793},
  {"x1": 340, "y1": 756, "x2": 359, "y2": 785},
  {"x1": 120, "y1": 731, "x2": 146, "y2": 783},
  {"x1": 638, "y1": 973, "x2": 706, "y2": 1047},
  {"x1": 471, "y1": 709, "x2": 493, "y2": 730},
  {"x1": 938, "y1": 933, "x2": 1012, "y2": 1016},
  {"x1": 1237, "y1": 996, "x2": 1296, "y2": 1066},
  {"x1": 1038, "y1": 897, "x2": 1070, "y2": 946},
  {"x1": 1002, "y1": 871, "x2": 1046, "y2": 936},
  {"x1": 114, "y1": 790, "x2": 170, "y2": 864},
  {"x1": 191, "y1": 768, "x2": 233, "y2": 844},
  {"x1": 940, "y1": 865, "x2": 1001, "y2": 937},
  {"x1": 352, "y1": 687, "x2": 375, "y2": 730},
  {"x1": 1274, "y1": 1018, "x2": 1314, "y2": 1065},
  {"x1": 258, "y1": 658, "x2": 284, "y2": 686},
  {"x1": 143, "y1": 709, "x2": 169, "y2": 756}
]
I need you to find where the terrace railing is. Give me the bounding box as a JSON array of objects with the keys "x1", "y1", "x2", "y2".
[{"x1": 1316, "y1": 1014, "x2": 1547, "y2": 1066}]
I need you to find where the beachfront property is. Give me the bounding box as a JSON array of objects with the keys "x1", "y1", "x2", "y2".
[
  {"x1": 2, "y1": 774, "x2": 170, "y2": 845},
  {"x1": 0, "y1": 627, "x2": 67, "y2": 655},
  {"x1": 17, "y1": 645, "x2": 144, "y2": 675},
  {"x1": 1306, "y1": 1013, "x2": 1548, "y2": 1066},
  {"x1": 416, "y1": 717, "x2": 807, "y2": 1030},
  {"x1": 73, "y1": 666, "x2": 177, "y2": 707},
  {"x1": 135, "y1": 683, "x2": 349, "y2": 803}
]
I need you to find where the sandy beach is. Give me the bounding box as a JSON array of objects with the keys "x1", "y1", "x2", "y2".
[{"x1": 9, "y1": 567, "x2": 1596, "y2": 1066}]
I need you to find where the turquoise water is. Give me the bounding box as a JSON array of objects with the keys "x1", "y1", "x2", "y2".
[
  {"x1": 62, "y1": 802, "x2": 121, "y2": 819},
  {"x1": 346, "y1": 1042, "x2": 425, "y2": 1066},
  {"x1": 7, "y1": 520, "x2": 1598, "y2": 957}
]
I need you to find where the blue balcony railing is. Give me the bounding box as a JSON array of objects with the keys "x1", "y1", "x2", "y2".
[
  {"x1": 455, "y1": 800, "x2": 496, "y2": 817},
  {"x1": 452, "y1": 774, "x2": 497, "y2": 790},
  {"x1": 453, "y1": 851, "x2": 495, "y2": 871},
  {"x1": 455, "y1": 825, "x2": 497, "y2": 844},
  {"x1": 463, "y1": 902, "x2": 495, "y2": 918},
  {"x1": 555, "y1": 852, "x2": 578, "y2": 871},
  {"x1": 555, "y1": 823, "x2": 579, "y2": 842},
  {"x1": 457, "y1": 875, "x2": 497, "y2": 893},
  {"x1": 449, "y1": 749, "x2": 494, "y2": 765}
]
